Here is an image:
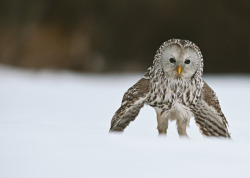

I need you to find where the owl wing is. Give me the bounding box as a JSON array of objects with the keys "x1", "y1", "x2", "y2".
[
  {"x1": 109, "y1": 75, "x2": 150, "y2": 132},
  {"x1": 192, "y1": 82, "x2": 231, "y2": 138}
]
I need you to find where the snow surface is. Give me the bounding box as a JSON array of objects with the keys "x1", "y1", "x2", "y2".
[{"x1": 0, "y1": 66, "x2": 250, "y2": 178}]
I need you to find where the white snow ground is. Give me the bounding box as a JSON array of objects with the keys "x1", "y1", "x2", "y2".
[{"x1": 0, "y1": 65, "x2": 250, "y2": 178}]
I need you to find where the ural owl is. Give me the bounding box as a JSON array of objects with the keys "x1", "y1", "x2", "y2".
[{"x1": 109, "y1": 39, "x2": 230, "y2": 138}]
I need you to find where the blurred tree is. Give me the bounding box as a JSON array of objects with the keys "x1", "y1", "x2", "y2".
[{"x1": 0, "y1": 0, "x2": 249, "y2": 73}]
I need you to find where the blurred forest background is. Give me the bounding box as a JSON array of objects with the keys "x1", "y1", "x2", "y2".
[{"x1": 0, "y1": 0, "x2": 249, "y2": 73}]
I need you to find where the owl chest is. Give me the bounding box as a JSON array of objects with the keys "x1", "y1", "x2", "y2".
[
  {"x1": 148, "y1": 91, "x2": 180, "y2": 109},
  {"x1": 147, "y1": 86, "x2": 194, "y2": 110}
]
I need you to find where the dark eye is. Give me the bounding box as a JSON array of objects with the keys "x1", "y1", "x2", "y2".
[
  {"x1": 185, "y1": 59, "x2": 191, "y2": 64},
  {"x1": 169, "y1": 58, "x2": 176, "y2": 63}
]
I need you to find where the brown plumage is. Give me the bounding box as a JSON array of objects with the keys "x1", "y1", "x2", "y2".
[
  {"x1": 110, "y1": 78, "x2": 150, "y2": 131},
  {"x1": 192, "y1": 82, "x2": 230, "y2": 137},
  {"x1": 109, "y1": 39, "x2": 230, "y2": 138}
]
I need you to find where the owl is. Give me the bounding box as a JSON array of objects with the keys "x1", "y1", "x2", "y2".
[{"x1": 109, "y1": 39, "x2": 230, "y2": 138}]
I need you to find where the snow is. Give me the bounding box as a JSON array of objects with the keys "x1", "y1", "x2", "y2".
[{"x1": 0, "y1": 66, "x2": 250, "y2": 178}]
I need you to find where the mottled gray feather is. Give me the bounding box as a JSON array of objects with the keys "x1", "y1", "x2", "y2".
[
  {"x1": 110, "y1": 77, "x2": 150, "y2": 131},
  {"x1": 109, "y1": 39, "x2": 231, "y2": 138},
  {"x1": 192, "y1": 82, "x2": 230, "y2": 138}
]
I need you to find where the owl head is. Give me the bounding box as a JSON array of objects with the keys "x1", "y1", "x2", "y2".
[{"x1": 153, "y1": 39, "x2": 203, "y2": 79}]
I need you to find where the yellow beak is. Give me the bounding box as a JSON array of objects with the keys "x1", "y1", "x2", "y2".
[{"x1": 178, "y1": 66, "x2": 181, "y2": 75}]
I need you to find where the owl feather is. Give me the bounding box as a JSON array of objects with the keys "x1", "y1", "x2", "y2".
[
  {"x1": 110, "y1": 77, "x2": 150, "y2": 131},
  {"x1": 109, "y1": 39, "x2": 231, "y2": 138},
  {"x1": 192, "y1": 82, "x2": 230, "y2": 137}
]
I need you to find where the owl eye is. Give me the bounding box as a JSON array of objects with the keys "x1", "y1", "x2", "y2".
[
  {"x1": 185, "y1": 59, "x2": 191, "y2": 64},
  {"x1": 169, "y1": 58, "x2": 176, "y2": 63}
]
